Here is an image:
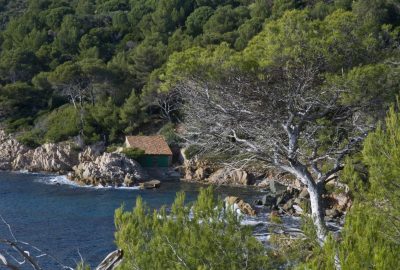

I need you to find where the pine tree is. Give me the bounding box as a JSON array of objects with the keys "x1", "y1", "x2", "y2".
[
  {"x1": 299, "y1": 104, "x2": 400, "y2": 269},
  {"x1": 114, "y1": 187, "x2": 271, "y2": 270}
]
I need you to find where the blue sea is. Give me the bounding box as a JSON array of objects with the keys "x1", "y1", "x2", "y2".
[{"x1": 0, "y1": 171, "x2": 269, "y2": 269}]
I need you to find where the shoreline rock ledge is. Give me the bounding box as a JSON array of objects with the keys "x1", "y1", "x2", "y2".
[
  {"x1": 0, "y1": 130, "x2": 148, "y2": 187},
  {"x1": 70, "y1": 152, "x2": 148, "y2": 187},
  {"x1": 0, "y1": 130, "x2": 79, "y2": 173}
]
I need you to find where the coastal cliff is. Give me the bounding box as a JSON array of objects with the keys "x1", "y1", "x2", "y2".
[{"x1": 0, "y1": 130, "x2": 148, "y2": 186}]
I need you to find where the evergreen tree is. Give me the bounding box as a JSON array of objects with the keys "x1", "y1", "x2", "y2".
[
  {"x1": 299, "y1": 105, "x2": 400, "y2": 269},
  {"x1": 114, "y1": 187, "x2": 271, "y2": 270}
]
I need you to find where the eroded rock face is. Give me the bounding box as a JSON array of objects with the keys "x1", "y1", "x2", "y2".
[
  {"x1": 23, "y1": 143, "x2": 79, "y2": 173},
  {"x1": 182, "y1": 159, "x2": 213, "y2": 181},
  {"x1": 182, "y1": 157, "x2": 257, "y2": 186},
  {"x1": 79, "y1": 142, "x2": 105, "y2": 163},
  {"x1": 0, "y1": 130, "x2": 82, "y2": 173},
  {"x1": 208, "y1": 168, "x2": 255, "y2": 186},
  {"x1": 0, "y1": 130, "x2": 29, "y2": 170},
  {"x1": 71, "y1": 152, "x2": 148, "y2": 186},
  {"x1": 0, "y1": 129, "x2": 115, "y2": 177},
  {"x1": 0, "y1": 130, "x2": 148, "y2": 187}
]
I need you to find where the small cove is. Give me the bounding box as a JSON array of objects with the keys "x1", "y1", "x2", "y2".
[{"x1": 0, "y1": 171, "x2": 300, "y2": 269}]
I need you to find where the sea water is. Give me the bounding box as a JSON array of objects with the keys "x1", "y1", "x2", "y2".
[{"x1": 0, "y1": 171, "x2": 280, "y2": 269}]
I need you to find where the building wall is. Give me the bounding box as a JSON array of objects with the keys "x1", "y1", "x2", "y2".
[{"x1": 138, "y1": 155, "x2": 171, "y2": 167}]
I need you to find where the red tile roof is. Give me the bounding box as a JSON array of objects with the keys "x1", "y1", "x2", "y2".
[{"x1": 125, "y1": 135, "x2": 173, "y2": 156}]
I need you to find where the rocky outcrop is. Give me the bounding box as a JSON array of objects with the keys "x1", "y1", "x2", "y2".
[
  {"x1": 0, "y1": 130, "x2": 29, "y2": 170},
  {"x1": 0, "y1": 130, "x2": 148, "y2": 187},
  {"x1": 182, "y1": 159, "x2": 213, "y2": 181},
  {"x1": 182, "y1": 158, "x2": 256, "y2": 186},
  {"x1": 0, "y1": 130, "x2": 80, "y2": 173},
  {"x1": 14, "y1": 142, "x2": 80, "y2": 173},
  {"x1": 225, "y1": 196, "x2": 256, "y2": 216},
  {"x1": 140, "y1": 180, "x2": 161, "y2": 189},
  {"x1": 208, "y1": 168, "x2": 255, "y2": 186},
  {"x1": 71, "y1": 152, "x2": 148, "y2": 187}
]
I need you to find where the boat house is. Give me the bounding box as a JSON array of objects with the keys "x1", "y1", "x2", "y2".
[{"x1": 125, "y1": 135, "x2": 173, "y2": 167}]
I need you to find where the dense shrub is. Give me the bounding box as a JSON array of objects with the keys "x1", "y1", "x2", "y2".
[
  {"x1": 43, "y1": 105, "x2": 80, "y2": 143},
  {"x1": 159, "y1": 123, "x2": 182, "y2": 145},
  {"x1": 121, "y1": 147, "x2": 145, "y2": 160},
  {"x1": 114, "y1": 187, "x2": 271, "y2": 270},
  {"x1": 16, "y1": 130, "x2": 41, "y2": 148},
  {"x1": 183, "y1": 144, "x2": 202, "y2": 160}
]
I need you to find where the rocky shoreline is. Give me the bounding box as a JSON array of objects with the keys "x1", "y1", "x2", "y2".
[
  {"x1": 181, "y1": 156, "x2": 351, "y2": 221},
  {"x1": 0, "y1": 130, "x2": 148, "y2": 187},
  {"x1": 0, "y1": 130, "x2": 351, "y2": 221}
]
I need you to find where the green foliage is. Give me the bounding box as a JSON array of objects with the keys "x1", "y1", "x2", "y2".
[
  {"x1": 75, "y1": 261, "x2": 91, "y2": 270},
  {"x1": 184, "y1": 144, "x2": 202, "y2": 159},
  {"x1": 86, "y1": 98, "x2": 121, "y2": 142},
  {"x1": 16, "y1": 130, "x2": 41, "y2": 148},
  {"x1": 185, "y1": 6, "x2": 214, "y2": 36},
  {"x1": 298, "y1": 105, "x2": 400, "y2": 269},
  {"x1": 121, "y1": 147, "x2": 145, "y2": 160},
  {"x1": 106, "y1": 144, "x2": 120, "y2": 153},
  {"x1": 120, "y1": 90, "x2": 146, "y2": 134},
  {"x1": 114, "y1": 187, "x2": 271, "y2": 269},
  {"x1": 42, "y1": 105, "x2": 80, "y2": 143},
  {"x1": 0, "y1": 82, "x2": 47, "y2": 120},
  {"x1": 338, "y1": 63, "x2": 399, "y2": 108},
  {"x1": 0, "y1": 0, "x2": 399, "y2": 149},
  {"x1": 158, "y1": 122, "x2": 181, "y2": 145},
  {"x1": 202, "y1": 5, "x2": 250, "y2": 45},
  {"x1": 0, "y1": 0, "x2": 269, "y2": 143}
]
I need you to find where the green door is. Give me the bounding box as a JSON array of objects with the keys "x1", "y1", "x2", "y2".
[{"x1": 157, "y1": 156, "x2": 169, "y2": 167}]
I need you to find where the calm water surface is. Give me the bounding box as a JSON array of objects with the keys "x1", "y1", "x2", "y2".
[{"x1": 0, "y1": 171, "x2": 264, "y2": 269}]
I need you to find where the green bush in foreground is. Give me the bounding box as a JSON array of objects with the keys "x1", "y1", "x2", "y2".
[
  {"x1": 114, "y1": 187, "x2": 270, "y2": 270},
  {"x1": 296, "y1": 104, "x2": 400, "y2": 270}
]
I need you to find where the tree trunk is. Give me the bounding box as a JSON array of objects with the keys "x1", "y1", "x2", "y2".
[{"x1": 308, "y1": 182, "x2": 327, "y2": 245}]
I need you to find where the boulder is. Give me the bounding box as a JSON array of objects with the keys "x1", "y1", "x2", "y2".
[
  {"x1": 182, "y1": 159, "x2": 211, "y2": 181},
  {"x1": 282, "y1": 198, "x2": 294, "y2": 211},
  {"x1": 22, "y1": 142, "x2": 80, "y2": 173},
  {"x1": 269, "y1": 180, "x2": 287, "y2": 195},
  {"x1": 261, "y1": 194, "x2": 276, "y2": 206},
  {"x1": 293, "y1": 204, "x2": 304, "y2": 214},
  {"x1": 332, "y1": 193, "x2": 350, "y2": 212},
  {"x1": 0, "y1": 129, "x2": 108, "y2": 174},
  {"x1": 0, "y1": 131, "x2": 30, "y2": 170},
  {"x1": 299, "y1": 187, "x2": 309, "y2": 199},
  {"x1": 208, "y1": 168, "x2": 255, "y2": 186},
  {"x1": 325, "y1": 208, "x2": 340, "y2": 219},
  {"x1": 139, "y1": 180, "x2": 161, "y2": 189},
  {"x1": 194, "y1": 167, "x2": 206, "y2": 180},
  {"x1": 257, "y1": 179, "x2": 269, "y2": 188},
  {"x1": 79, "y1": 142, "x2": 105, "y2": 162},
  {"x1": 224, "y1": 196, "x2": 256, "y2": 216},
  {"x1": 124, "y1": 174, "x2": 135, "y2": 187},
  {"x1": 72, "y1": 152, "x2": 148, "y2": 186}
]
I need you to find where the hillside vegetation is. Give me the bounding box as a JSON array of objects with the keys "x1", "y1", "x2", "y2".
[
  {"x1": 0, "y1": 0, "x2": 278, "y2": 145},
  {"x1": 1, "y1": 1, "x2": 400, "y2": 269},
  {"x1": 1, "y1": 0, "x2": 397, "y2": 148}
]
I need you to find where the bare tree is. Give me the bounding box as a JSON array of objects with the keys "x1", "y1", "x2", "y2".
[
  {"x1": 51, "y1": 77, "x2": 91, "y2": 138},
  {"x1": 154, "y1": 89, "x2": 182, "y2": 122},
  {"x1": 0, "y1": 215, "x2": 123, "y2": 270},
  {"x1": 0, "y1": 215, "x2": 73, "y2": 270},
  {"x1": 177, "y1": 64, "x2": 374, "y2": 245}
]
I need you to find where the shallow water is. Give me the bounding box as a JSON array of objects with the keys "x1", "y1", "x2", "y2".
[{"x1": 0, "y1": 171, "x2": 275, "y2": 269}]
